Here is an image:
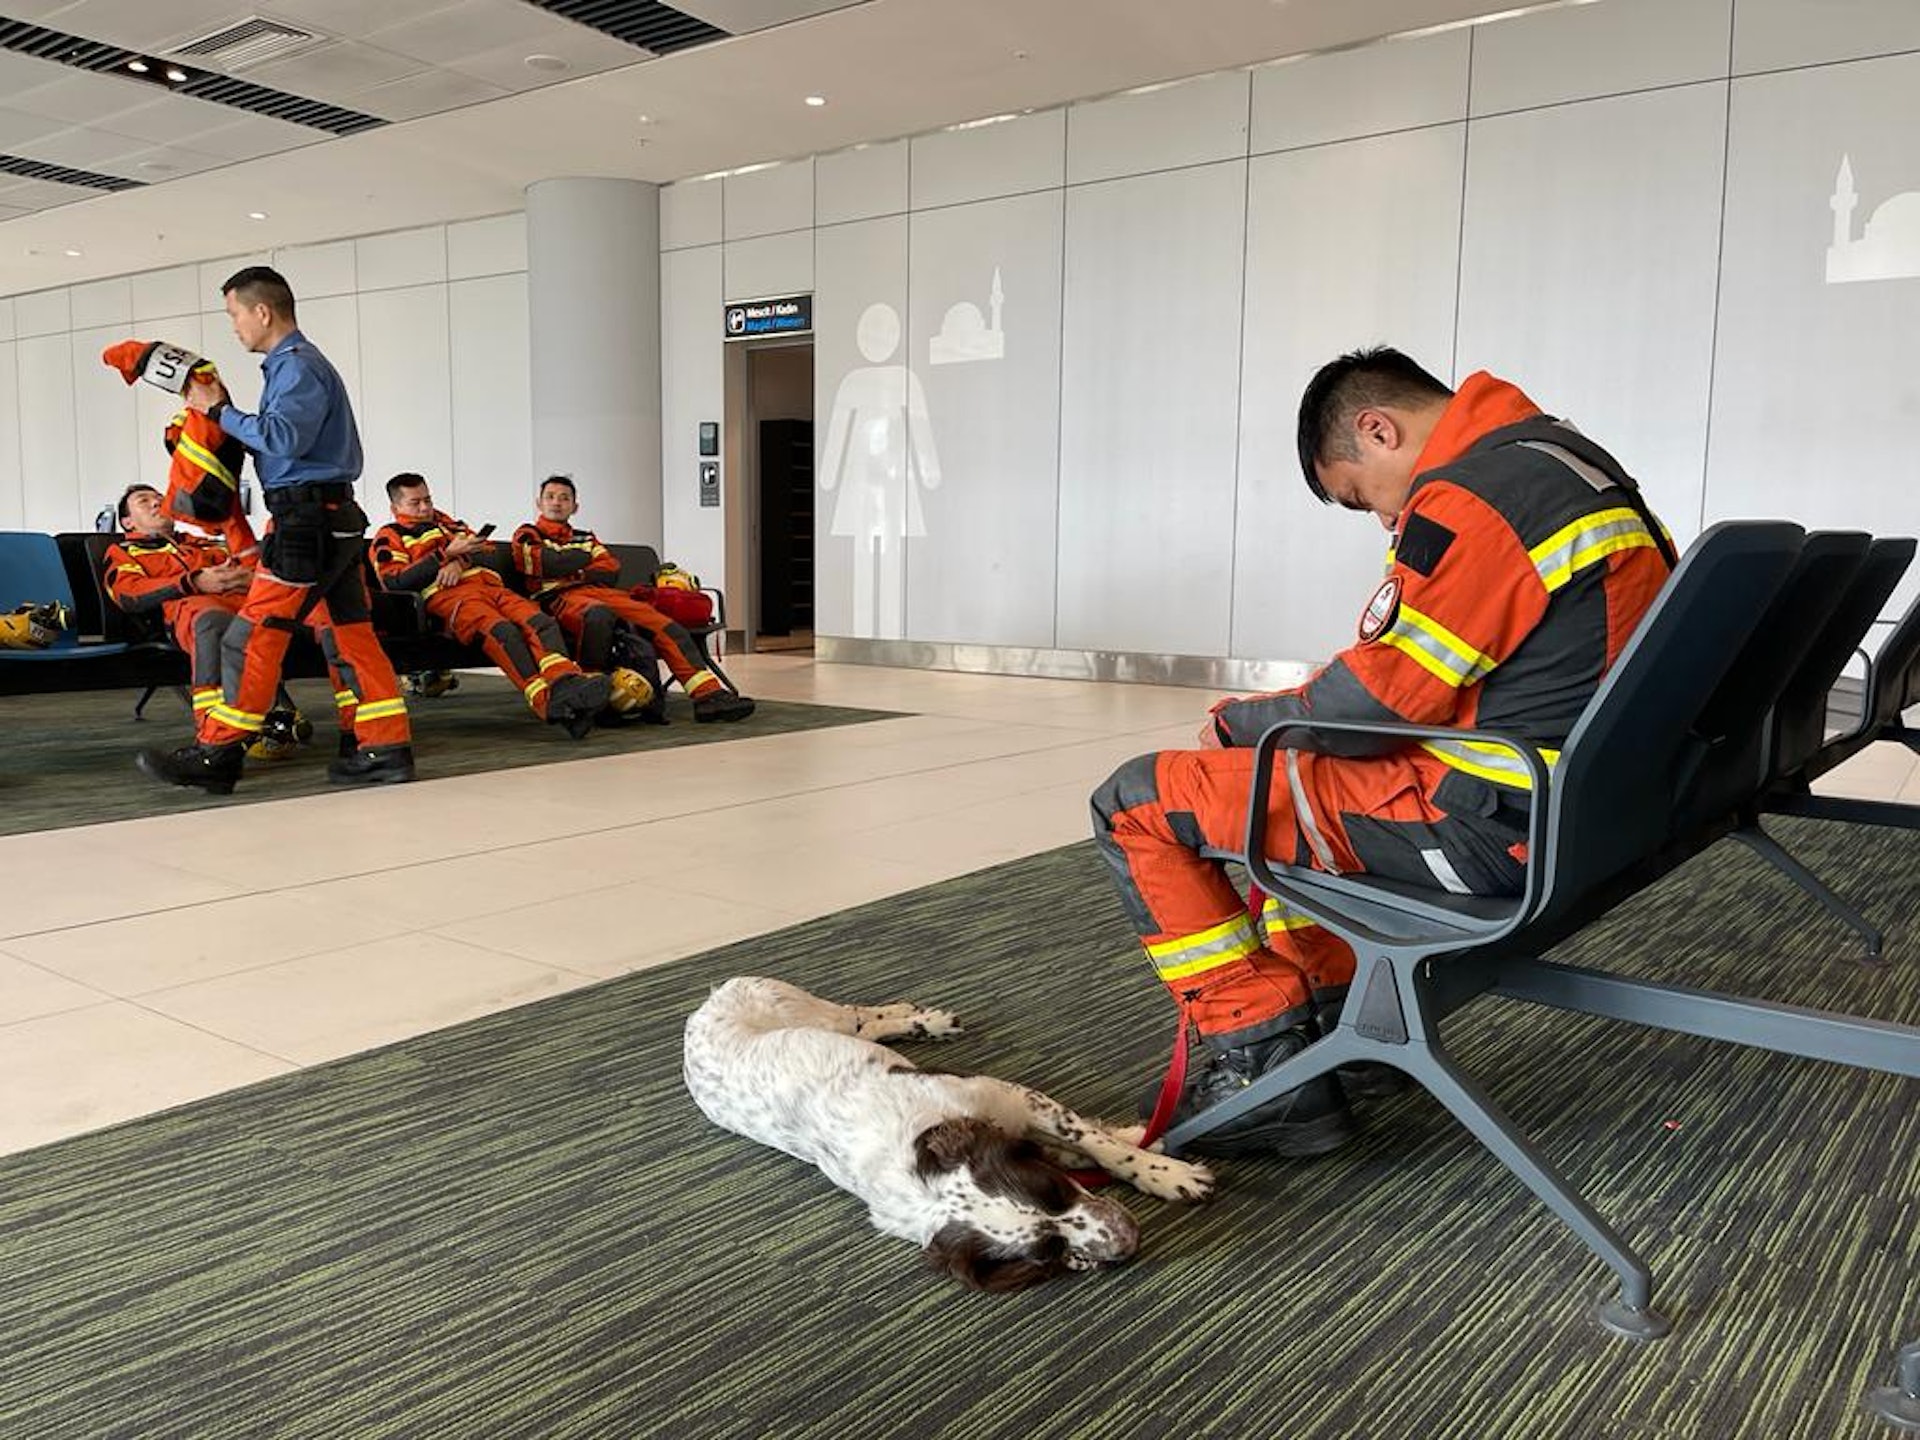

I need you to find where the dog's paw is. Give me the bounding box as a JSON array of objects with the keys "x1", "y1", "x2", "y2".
[
  {"x1": 1107, "y1": 1123, "x2": 1151, "y2": 1149},
  {"x1": 907, "y1": 1008, "x2": 963, "y2": 1039},
  {"x1": 1126, "y1": 1153, "x2": 1216, "y2": 1204}
]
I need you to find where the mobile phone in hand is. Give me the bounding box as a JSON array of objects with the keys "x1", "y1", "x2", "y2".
[{"x1": 475, "y1": 523, "x2": 497, "y2": 539}]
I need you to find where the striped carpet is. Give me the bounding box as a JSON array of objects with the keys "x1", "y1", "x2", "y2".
[
  {"x1": 2, "y1": 819, "x2": 1917, "y2": 1439},
  {"x1": 0, "y1": 675, "x2": 896, "y2": 836}
]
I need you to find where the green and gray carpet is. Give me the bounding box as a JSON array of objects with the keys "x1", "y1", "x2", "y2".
[
  {"x1": 0, "y1": 675, "x2": 897, "y2": 836},
  {"x1": 2, "y1": 821, "x2": 1918, "y2": 1438}
]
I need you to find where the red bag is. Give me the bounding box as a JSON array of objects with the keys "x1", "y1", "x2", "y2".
[{"x1": 631, "y1": 584, "x2": 714, "y2": 627}]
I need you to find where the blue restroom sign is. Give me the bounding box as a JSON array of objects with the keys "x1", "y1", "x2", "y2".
[{"x1": 723, "y1": 294, "x2": 812, "y2": 340}]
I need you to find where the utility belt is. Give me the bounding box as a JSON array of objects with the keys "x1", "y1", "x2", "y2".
[{"x1": 262, "y1": 482, "x2": 368, "y2": 588}]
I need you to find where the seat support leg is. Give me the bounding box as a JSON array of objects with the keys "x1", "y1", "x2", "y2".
[
  {"x1": 1865, "y1": 1339, "x2": 1920, "y2": 1431},
  {"x1": 1730, "y1": 824, "x2": 1885, "y2": 965}
]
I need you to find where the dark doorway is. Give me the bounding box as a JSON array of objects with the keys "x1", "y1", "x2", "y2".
[{"x1": 746, "y1": 344, "x2": 814, "y2": 651}]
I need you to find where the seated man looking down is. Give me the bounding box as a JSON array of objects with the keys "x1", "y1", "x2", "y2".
[
  {"x1": 512, "y1": 475, "x2": 755, "y2": 723},
  {"x1": 1091, "y1": 347, "x2": 1675, "y2": 1157},
  {"x1": 103, "y1": 483, "x2": 305, "y2": 759},
  {"x1": 371, "y1": 473, "x2": 615, "y2": 738}
]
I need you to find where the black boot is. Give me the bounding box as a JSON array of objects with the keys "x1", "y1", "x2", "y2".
[
  {"x1": 693, "y1": 690, "x2": 755, "y2": 723},
  {"x1": 546, "y1": 672, "x2": 611, "y2": 741},
  {"x1": 1147, "y1": 1013, "x2": 1355, "y2": 1158},
  {"x1": 327, "y1": 744, "x2": 416, "y2": 786},
  {"x1": 137, "y1": 742, "x2": 245, "y2": 795},
  {"x1": 1316, "y1": 988, "x2": 1411, "y2": 1101}
]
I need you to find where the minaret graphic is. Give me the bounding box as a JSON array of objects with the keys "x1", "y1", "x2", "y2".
[
  {"x1": 929, "y1": 266, "x2": 1007, "y2": 365},
  {"x1": 1826, "y1": 153, "x2": 1920, "y2": 285}
]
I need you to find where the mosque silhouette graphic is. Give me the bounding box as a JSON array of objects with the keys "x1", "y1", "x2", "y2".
[
  {"x1": 1827, "y1": 154, "x2": 1920, "y2": 285},
  {"x1": 929, "y1": 267, "x2": 1006, "y2": 365}
]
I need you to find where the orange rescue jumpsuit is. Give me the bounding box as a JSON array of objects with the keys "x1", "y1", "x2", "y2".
[
  {"x1": 102, "y1": 530, "x2": 252, "y2": 723},
  {"x1": 1091, "y1": 373, "x2": 1674, "y2": 1040},
  {"x1": 371, "y1": 511, "x2": 592, "y2": 719},
  {"x1": 511, "y1": 517, "x2": 725, "y2": 699}
]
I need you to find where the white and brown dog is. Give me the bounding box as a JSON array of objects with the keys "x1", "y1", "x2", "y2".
[{"x1": 683, "y1": 976, "x2": 1214, "y2": 1292}]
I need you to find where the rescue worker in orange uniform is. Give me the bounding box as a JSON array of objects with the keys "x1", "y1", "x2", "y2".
[
  {"x1": 511, "y1": 476, "x2": 755, "y2": 723},
  {"x1": 1092, "y1": 347, "x2": 1675, "y2": 1156},
  {"x1": 137, "y1": 266, "x2": 413, "y2": 794},
  {"x1": 371, "y1": 473, "x2": 614, "y2": 738},
  {"x1": 100, "y1": 339, "x2": 260, "y2": 561}
]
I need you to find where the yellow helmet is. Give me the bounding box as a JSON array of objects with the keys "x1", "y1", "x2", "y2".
[
  {"x1": 607, "y1": 666, "x2": 656, "y2": 714},
  {"x1": 653, "y1": 562, "x2": 699, "y2": 592}
]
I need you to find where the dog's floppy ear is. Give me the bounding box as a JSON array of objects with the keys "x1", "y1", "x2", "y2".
[
  {"x1": 913, "y1": 1117, "x2": 993, "y2": 1177},
  {"x1": 924, "y1": 1221, "x2": 1069, "y2": 1294}
]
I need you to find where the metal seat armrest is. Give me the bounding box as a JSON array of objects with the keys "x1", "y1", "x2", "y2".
[
  {"x1": 1245, "y1": 717, "x2": 1551, "y2": 947},
  {"x1": 698, "y1": 585, "x2": 727, "y2": 629}
]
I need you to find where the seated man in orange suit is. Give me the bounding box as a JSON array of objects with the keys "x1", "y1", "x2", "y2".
[
  {"x1": 371, "y1": 473, "x2": 617, "y2": 738},
  {"x1": 103, "y1": 483, "x2": 305, "y2": 758},
  {"x1": 511, "y1": 475, "x2": 754, "y2": 723}
]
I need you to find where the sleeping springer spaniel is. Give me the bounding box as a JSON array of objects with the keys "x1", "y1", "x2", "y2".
[{"x1": 683, "y1": 976, "x2": 1215, "y2": 1292}]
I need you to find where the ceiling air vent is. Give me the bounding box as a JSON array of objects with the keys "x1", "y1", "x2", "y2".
[
  {"x1": 523, "y1": 1, "x2": 728, "y2": 56},
  {"x1": 171, "y1": 17, "x2": 320, "y2": 71}
]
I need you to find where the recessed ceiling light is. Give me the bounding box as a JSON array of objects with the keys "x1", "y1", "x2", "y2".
[
  {"x1": 63, "y1": 248, "x2": 82, "y2": 257},
  {"x1": 127, "y1": 59, "x2": 149, "y2": 73},
  {"x1": 804, "y1": 95, "x2": 827, "y2": 107},
  {"x1": 248, "y1": 211, "x2": 268, "y2": 220},
  {"x1": 137, "y1": 160, "x2": 175, "y2": 173},
  {"x1": 524, "y1": 53, "x2": 568, "y2": 72},
  {"x1": 637, "y1": 113, "x2": 653, "y2": 125},
  {"x1": 164, "y1": 67, "x2": 187, "y2": 82}
]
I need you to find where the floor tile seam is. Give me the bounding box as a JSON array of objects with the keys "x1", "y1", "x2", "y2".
[
  {"x1": 108, "y1": 991, "x2": 306, "y2": 1070},
  {"x1": 429, "y1": 903, "x2": 812, "y2": 978}
]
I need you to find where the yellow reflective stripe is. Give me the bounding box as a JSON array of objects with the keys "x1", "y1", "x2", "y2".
[
  {"x1": 173, "y1": 434, "x2": 237, "y2": 492},
  {"x1": 1420, "y1": 737, "x2": 1561, "y2": 791},
  {"x1": 537, "y1": 652, "x2": 569, "y2": 672},
  {"x1": 1376, "y1": 604, "x2": 1495, "y2": 689},
  {"x1": 524, "y1": 677, "x2": 549, "y2": 699},
  {"x1": 1146, "y1": 913, "x2": 1262, "y2": 982},
  {"x1": 191, "y1": 690, "x2": 218, "y2": 710},
  {"x1": 354, "y1": 698, "x2": 409, "y2": 722},
  {"x1": 686, "y1": 669, "x2": 719, "y2": 692},
  {"x1": 1259, "y1": 896, "x2": 1319, "y2": 933},
  {"x1": 1528, "y1": 507, "x2": 1655, "y2": 592},
  {"x1": 114, "y1": 562, "x2": 145, "y2": 575},
  {"x1": 333, "y1": 689, "x2": 356, "y2": 705},
  {"x1": 209, "y1": 703, "x2": 264, "y2": 732}
]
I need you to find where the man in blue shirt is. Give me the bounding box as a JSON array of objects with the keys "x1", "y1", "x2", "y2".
[{"x1": 137, "y1": 266, "x2": 415, "y2": 794}]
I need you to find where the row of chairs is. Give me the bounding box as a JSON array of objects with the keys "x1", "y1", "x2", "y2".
[
  {"x1": 1175, "y1": 525, "x2": 1920, "y2": 1400},
  {"x1": 0, "y1": 530, "x2": 733, "y2": 706}
]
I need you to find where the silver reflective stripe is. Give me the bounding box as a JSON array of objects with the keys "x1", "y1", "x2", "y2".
[
  {"x1": 1516, "y1": 437, "x2": 1618, "y2": 495},
  {"x1": 1529, "y1": 510, "x2": 1653, "y2": 592},
  {"x1": 1285, "y1": 749, "x2": 1342, "y2": 874},
  {"x1": 1422, "y1": 847, "x2": 1471, "y2": 895}
]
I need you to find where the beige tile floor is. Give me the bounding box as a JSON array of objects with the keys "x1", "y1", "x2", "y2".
[{"x1": 2, "y1": 654, "x2": 1915, "y2": 1158}]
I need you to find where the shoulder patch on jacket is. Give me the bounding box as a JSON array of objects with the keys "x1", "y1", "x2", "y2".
[
  {"x1": 1358, "y1": 575, "x2": 1401, "y2": 643},
  {"x1": 1395, "y1": 511, "x2": 1456, "y2": 577}
]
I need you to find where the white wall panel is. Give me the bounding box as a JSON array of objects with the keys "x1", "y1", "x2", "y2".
[
  {"x1": 356, "y1": 227, "x2": 448, "y2": 291},
  {"x1": 448, "y1": 273, "x2": 532, "y2": 533},
  {"x1": 17, "y1": 334, "x2": 78, "y2": 532},
  {"x1": 71, "y1": 324, "x2": 140, "y2": 527},
  {"x1": 198, "y1": 254, "x2": 268, "y2": 300},
  {"x1": 0, "y1": 341, "x2": 21, "y2": 528},
  {"x1": 1066, "y1": 72, "x2": 1249, "y2": 186},
  {"x1": 274, "y1": 239, "x2": 356, "y2": 299},
  {"x1": 198, "y1": 311, "x2": 261, "y2": 410},
  {"x1": 447, "y1": 213, "x2": 527, "y2": 279},
  {"x1": 904, "y1": 192, "x2": 1062, "y2": 646},
  {"x1": 131, "y1": 314, "x2": 204, "y2": 496},
  {"x1": 1734, "y1": 0, "x2": 1920, "y2": 76},
  {"x1": 131, "y1": 266, "x2": 200, "y2": 322},
  {"x1": 817, "y1": 140, "x2": 908, "y2": 225},
  {"x1": 812, "y1": 218, "x2": 906, "y2": 640},
  {"x1": 1457, "y1": 84, "x2": 1727, "y2": 544},
  {"x1": 1233, "y1": 125, "x2": 1466, "y2": 666},
  {"x1": 1252, "y1": 30, "x2": 1467, "y2": 154},
  {"x1": 356, "y1": 285, "x2": 453, "y2": 511},
  {"x1": 661, "y1": 177, "x2": 723, "y2": 250},
  {"x1": 909, "y1": 110, "x2": 1065, "y2": 211},
  {"x1": 723, "y1": 231, "x2": 812, "y2": 301},
  {"x1": 69, "y1": 277, "x2": 131, "y2": 330},
  {"x1": 293, "y1": 296, "x2": 364, "y2": 468},
  {"x1": 15, "y1": 288, "x2": 69, "y2": 338},
  {"x1": 1057, "y1": 162, "x2": 1247, "y2": 655},
  {"x1": 0, "y1": 296, "x2": 14, "y2": 342},
  {"x1": 1470, "y1": 0, "x2": 1730, "y2": 116},
  {"x1": 660, "y1": 245, "x2": 726, "y2": 586},
  {"x1": 724, "y1": 158, "x2": 814, "y2": 240},
  {"x1": 1707, "y1": 53, "x2": 1920, "y2": 610}
]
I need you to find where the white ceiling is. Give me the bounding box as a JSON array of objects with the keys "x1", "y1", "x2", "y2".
[{"x1": 0, "y1": 0, "x2": 1567, "y2": 297}]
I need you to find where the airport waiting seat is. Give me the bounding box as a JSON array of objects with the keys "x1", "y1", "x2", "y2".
[
  {"x1": 1168, "y1": 521, "x2": 1920, "y2": 1341},
  {"x1": 607, "y1": 541, "x2": 736, "y2": 691}
]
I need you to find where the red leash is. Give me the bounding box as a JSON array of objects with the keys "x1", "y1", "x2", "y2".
[{"x1": 1067, "y1": 1002, "x2": 1192, "y2": 1189}]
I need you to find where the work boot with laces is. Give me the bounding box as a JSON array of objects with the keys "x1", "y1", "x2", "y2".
[
  {"x1": 137, "y1": 741, "x2": 245, "y2": 795},
  {"x1": 1314, "y1": 987, "x2": 1412, "y2": 1101}
]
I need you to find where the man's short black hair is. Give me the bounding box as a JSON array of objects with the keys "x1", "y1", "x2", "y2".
[
  {"x1": 222, "y1": 265, "x2": 297, "y2": 322},
  {"x1": 117, "y1": 483, "x2": 160, "y2": 524},
  {"x1": 1295, "y1": 346, "x2": 1453, "y2": 503},
  {"x1": 386, "y1": 472, "x2": 429, "y2": 501},
  {"x1": 540, "y1": 474, "x2": 576, "y2": 498}
]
